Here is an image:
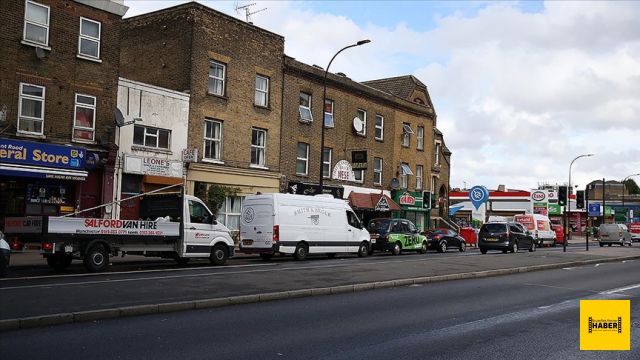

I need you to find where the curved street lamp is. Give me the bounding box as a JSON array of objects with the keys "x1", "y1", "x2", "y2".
[
  {"x1": 318, "y1": 39, "x2": 371, "y2": 192},
  {"x1": 622, "y1": 173, "x2": 640, "y2": 217},
  {"x1": 565, "y1": 153, "x2": 594, "y2": 252}
]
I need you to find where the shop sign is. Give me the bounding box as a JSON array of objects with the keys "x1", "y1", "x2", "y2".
[
  {"x1": 124, "y1": 155, "x2": 183, "y2": 178},
  {"x1": 182, "y1": 148, "x2": 198, "y2": 163},
  {"x1": 0, "y1": 138, "x2": 85, "y2": 170},
  {"x1": 400, "y1": 192, "x2": 415, "y2": 206},
  {"x1": 375, "y1": 196, "x2": 390, "y2": 211},
  {"x1": 27, "y1": 183, "x2": 71, "y2": 205},
  {"x1": 533, "y1": 202, "x2": 548, "y2": 216},
  {"x1": 351, "y1": 151, "x2": 368, "y2": 170},
  {"x1": 548, "y1": 203, "x2": 562, "y2": 215},
  {"x1": 393, "y1": 191, "x2": 425, "y2": 210},
  {"x1": 4, "y1": 216, "x2": 43, "y2": 234},
  {"x1": 332, "y1": 160, "x2": 355, "y2": 181},
  {"x1": 287, "y1": 181, "x2": 344, "y2": 199},
  {"x1": 531, "y1": 190, "x2": 547, "y2": 202}
]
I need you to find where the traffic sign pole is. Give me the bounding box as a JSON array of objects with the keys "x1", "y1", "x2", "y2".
[{"x1": 585, "y1": 188, "x2": 589, "y2": 251}]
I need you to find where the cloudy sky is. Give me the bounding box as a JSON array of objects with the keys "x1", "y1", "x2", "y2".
[{"x1": 124, "y1": 0, "x2": 640, "y2": 191}]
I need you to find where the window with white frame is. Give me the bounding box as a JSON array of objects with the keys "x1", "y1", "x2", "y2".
[
  {"x1": 402, "y1": 123, "x2": 414, "y2": 147},
  {"x1": 133, "y1": 125, "x2": 170, "y2": 149},
  {"x1": 324, "y1": 99, "x2": 334, "y2": 128},
  {"x1": 251, "y1": 128, "x2": 267, "y2": 167},
  {"x1": 400, "y1": 162, "x2": 413, "y2": 189},
  {"x1": 299, "y1": 92, "x2": 312, "y2": 122},
  {"x1": 435, "y1": 142, "x2": 441, "y2": 165},
  {"x1": 217, "y1": 196, "x2": 243, "y2": 231},
  {"x1": 322, "y1": 147, "x2": 332, "y2": 178},
  {"x1": 431, "y1": 176, "x2": 438, "y2": 192},
  {"x1": 208, "y1": 61, "x2": 225, "y2": 96},
  {"x1": 78, "y1": 17, "x2": 101, "y2": 59},
  {"x1": 73, "y1": 94, "x2": 96, "y2": 141},
  {"x1": 18, "y1": 83, "x2": 45, "y2": 135},
  {"x1": 375, "y1": 114, "x2": 384, "y2": 140},
  {"x1": 23, "y1": 1, "x2": 50, "y2": 46},
  {"x1": 353, "y1": 169, "x2": 364, "y2": 183},
  {"x1": 356, "y1": 109, "x2": 367, "y2": 136},
  {"x1": 373, "y1": 157, "x2": 383, "y2": 185},
  {"x1": 203, "y1": 119, "x2": 222, "y2": 161},
  {"x1": 255, "y1": 75, "x2": 269, "y2": 107},
  {"x1": 416, "y1": 165, "x2": 423, "y2": 191},
  {"x1": 417, "y1": 126, "x2": 424, "y2": 150},
  {"x1": 296, "y1": 142, "x2": 309, "y2": 175}
]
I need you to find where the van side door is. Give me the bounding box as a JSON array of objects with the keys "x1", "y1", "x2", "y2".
[{"x1": 346, "y1": 210, "x2": 362, "y2": 251}]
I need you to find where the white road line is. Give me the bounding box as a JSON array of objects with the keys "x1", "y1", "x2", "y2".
[{"x1": 600, "y1": 283, "x2": 640, "y2": 295}]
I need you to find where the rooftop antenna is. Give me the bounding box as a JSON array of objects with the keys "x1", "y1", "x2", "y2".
[{"x1": 234, "y1": 2, "x2": 267, "y2": 23}]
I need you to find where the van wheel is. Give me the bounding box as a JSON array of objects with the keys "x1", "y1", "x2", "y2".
[
  {"x1": 84, "y1": 244, "x2": 109, "y2": 273},
  {"x1": 437, "y1": 241, "x2": 447, "y2": 253},
  {"x1": 391, "y1": 242, "x2": 401, "y2": 256},
  {"x1": 419, "y1": 241, "x2": 428, "y2": 254},
  {"x1": 210, "y1": 244, "x2": 228, "y2": 266},
  {"x1": 294, "y1": 243, "x2": 308, "y2": 261},
  {"x1": 357, "y1": 242, "x2": 369, "y2": 258}
]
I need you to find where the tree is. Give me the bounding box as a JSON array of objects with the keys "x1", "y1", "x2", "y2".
[
  {"x1": 625, "y1": 178, "x2": 640, "y2": 195},
  {"x1": 194, "y1": 183, "x2": 240, "y2": 216}
]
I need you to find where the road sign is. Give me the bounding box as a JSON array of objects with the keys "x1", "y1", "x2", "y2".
[
  {"x1": 469, "y1": 185, "x2": 489, "y2": 210},
  {"x1": 588, "y1": 203, "x2": 600, "y2": 217}
]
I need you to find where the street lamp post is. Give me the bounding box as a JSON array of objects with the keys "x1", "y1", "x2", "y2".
[
  {"x1": 622, "y1": 173, "x2": 640, "y2": 220},
  {"x1": 318, "y1": 39, "x2": 371, "y2": 193},
  {"x1": 566, "y1": 153, "x2": 594, "y2": 252}
]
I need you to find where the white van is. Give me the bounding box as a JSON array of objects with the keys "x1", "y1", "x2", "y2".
[
  {"x1": 513, "y1": 214, "x2": 556, "y2": 246},
  {"x1": 239, "y1": 193, "x2": 371, "y2": 260}
]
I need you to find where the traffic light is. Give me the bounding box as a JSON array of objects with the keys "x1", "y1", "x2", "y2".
[
  {"x1": 558, "y1": 186, "x2": 567, "y2": 206},
  {"x1": 576, "y1": 190, "x2": 584, "y2": 209}
]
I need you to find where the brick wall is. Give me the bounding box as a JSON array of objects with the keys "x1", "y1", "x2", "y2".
[{"x1": 0, "y1": 0, "x2": 122, "y2": 147}]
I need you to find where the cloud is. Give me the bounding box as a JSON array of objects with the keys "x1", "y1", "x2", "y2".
[{"x1": 124, "y1": 1, "x2": 640, "y2": 190}]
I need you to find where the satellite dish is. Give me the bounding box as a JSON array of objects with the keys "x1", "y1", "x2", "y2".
[
  {"x1": 390, "y1": 178, "x2": 400, "y2": 190},
  {"x1": 35, "y1": 47, "x2": 46, "y2": 59},
  {"x1": 352, "y1": 117, "x2": 364, "y2": 133},
  {"x1": 114, "y1": 108, "x2": 125, "y2": 127}
]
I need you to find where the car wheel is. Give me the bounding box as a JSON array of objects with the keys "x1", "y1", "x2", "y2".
[
  {"x1": 419, "y1": 241, "x2": 427, "y2": 254},
  {"x1": 210, "y1": 244, "x2": 229, "y2": 265},
  {"x1": 480, "y1": 247, "x2": 488, "y2": 254},
  {"x1": 529, "y1": 241, "x2": 536, "y2": 252},
  {"x1": 438, "y1": 241, "x2": 447, "y2": 253},
  {"x1": 459, "y1": 242, "x2": 466, "y2": 252},
  {"x1": 391, "y1": 242, "x2": 402, "y2": 256},
  {"x1": 260, "y1": 253, "x2": 274, "y2": 261},
  {"x1": 510, "y1": 242, "x2": 518, "y2": 253},
  {"x1": 294, "y1": 243, "x2": 308, "y2": 261},
  {"x1": 357, "y1": 242, "x2": 369, "y2": 258}
]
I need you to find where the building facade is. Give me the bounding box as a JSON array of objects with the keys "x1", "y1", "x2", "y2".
[
  {"x1": 0, "y1": 0, "x2": 127, "y2": 245},
  {"x1": 120, "y1": 3, "x2": 284, "y2": 232}
]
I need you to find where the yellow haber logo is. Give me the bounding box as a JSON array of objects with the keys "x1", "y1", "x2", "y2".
[{"x1": 580, "y1": 300, "x2": 630, "y2": 351}]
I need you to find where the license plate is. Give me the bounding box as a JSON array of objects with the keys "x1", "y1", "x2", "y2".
[
  {"x1": 371, "y1": 239, "x2": 376, "y2": 243},
  {"x1": 242, "y1": 239, "x2": 253, "y2": 246},
  {"x1": 484, "y1": 237, "x2": 497, "y2": 242},
  {"x1": 64, "y1": 245, "x2": 73, "y2": 253}
]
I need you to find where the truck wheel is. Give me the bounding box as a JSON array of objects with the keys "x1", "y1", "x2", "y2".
[
  {"x1": 46, "y1": 254, "x2": 73, "y2": 271},
  {"x1": 210, "y1": 244, "x2": 228, "y2": 266},
  {"x1": 294, "y1": 243, "x2": 308, "y2": 261},
  {"x1": 83, "y1": 244, "x2": 109, "y2": 272},
  {"x1": 357, "y1": 242, "x2": 369, "y2": 258}
]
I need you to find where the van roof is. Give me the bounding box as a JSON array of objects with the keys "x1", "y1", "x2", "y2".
[{"x1": 245, "y1": 193, "x2": 349, "y2": 205}]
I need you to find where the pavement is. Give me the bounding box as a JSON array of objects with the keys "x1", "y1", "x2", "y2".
[{"x1": 1, "y1": 236, "x2": 639, "y2": 331}]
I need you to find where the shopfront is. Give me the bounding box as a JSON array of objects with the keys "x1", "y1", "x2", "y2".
[
  {"x1": 0, "y1": 138, "x2": 86, "y2": 247},
  {"x1": 391, "y1": 190, "x2": 431, "y2": 231}
]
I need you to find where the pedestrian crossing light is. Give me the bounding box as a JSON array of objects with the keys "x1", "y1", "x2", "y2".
[
  {"x1": 576, "y1": 190, "x2": 585, "y2": 209},
  {"x1": 558, "y1": 186, "x2": 568, "y2": 206}
]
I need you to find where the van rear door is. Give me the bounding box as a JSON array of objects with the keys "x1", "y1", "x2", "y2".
[{"x1": 240, "y1": 201, "x2": 274, "y2": 251}]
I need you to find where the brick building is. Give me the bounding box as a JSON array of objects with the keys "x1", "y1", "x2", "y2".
[
  {"x1": 0, "y1": 0, "x2": 127, "y2": 241},
  {"x1": 120, "y1": 2, "x2": 284, "y2": 231}
]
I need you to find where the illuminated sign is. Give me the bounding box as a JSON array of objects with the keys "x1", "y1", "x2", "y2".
[{"x1": 0, "y1": 138, "x2": 85, "y2": 170}]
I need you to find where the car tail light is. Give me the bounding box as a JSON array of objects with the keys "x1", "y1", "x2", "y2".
[
  {"x1": 10, "y1": 241, "x2": 21, "y2": 251},
  {"x1": 42, "y1": 242, "x2": 54, "y2": 252},
  {"x1": 273, "y1": 225, "x2": 279, "y2": 242}
]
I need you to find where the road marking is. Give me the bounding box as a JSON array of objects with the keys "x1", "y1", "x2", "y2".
[
  {"x1": 600, "y1": 283, "x2": 640, "y2": 295},
  {"x1": 562, "y1": 267, "x2": 574, "y2": 270},
  {"x1": 522, "y1": 282, "x2": 594, "y2": 292}
]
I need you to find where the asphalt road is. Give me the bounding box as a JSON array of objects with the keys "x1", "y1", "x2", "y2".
[{"x1": 1, "y1": 259, "x2": 638, "y2": 360}]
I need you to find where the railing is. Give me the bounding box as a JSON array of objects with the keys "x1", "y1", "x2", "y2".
[{"x1": 434, "y1": 216, "x2": 460, "y2": 233}]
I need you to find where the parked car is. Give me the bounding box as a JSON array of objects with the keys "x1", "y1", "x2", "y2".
[
  {"x1": 514, "y1": 214, "x2": 556, "y2": 247},
  {"x1": 628, "y1": 222, "x2": 640, "y2": 242},
  {"x1": 367, "y1": 218, "x2": 428, "y2": 255},
  {"x1": 478, "y1": 222, "x2": 536, "y2": 254},
  {"x1": 0, "y1": 231, "x2": 9, "y2": 278},
  {"x1": 551, "y1": 224, "x2": 564, "y2": 246},
  {"x1": 598, "y1": 224, "x2": 632, "y2": 247},
  {"x1": 424, "y1": 229, "x2": 467, "y2": 253}
]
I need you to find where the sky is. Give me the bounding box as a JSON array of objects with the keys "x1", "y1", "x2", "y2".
[{"x1": 123, "y1": 0, "x2": 640, "y2": 191}]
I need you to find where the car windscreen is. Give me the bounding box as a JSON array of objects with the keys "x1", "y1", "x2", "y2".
[
  {"x1": 481, "y1": 223, "x2": 507, "y2": 233},
  {"x1": 368, "y1": 219, "x2": 391, "y2": 233}
]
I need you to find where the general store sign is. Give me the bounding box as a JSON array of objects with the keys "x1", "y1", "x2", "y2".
[
  {"x1": 332, "y1": 160, "x2": 355, "y2": 181},
  {"x1": 47, "y1": 218, "x2": 180, "y2": 236},
  {"x1": 124, "y1": 155, "x2": 182, "y2": 178},
  {"x1": 0, "y1": 138, "x2": 85, "y2": 170}
]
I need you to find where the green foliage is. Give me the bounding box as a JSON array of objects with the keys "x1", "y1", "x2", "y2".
[
  {"x1": 194, "y1": 183, "x2": 240, "y2": 215},
  {"x1": 625, "y1": 178, "x2": 639, "y2": 195}
]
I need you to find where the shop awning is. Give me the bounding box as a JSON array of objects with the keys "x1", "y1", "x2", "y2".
[
  {"x1": 348, "y1": 192, "x2": 401, "y2": 212},
  {"x1": 0, "y1": 163, "x2": 88, "y2": 181}
]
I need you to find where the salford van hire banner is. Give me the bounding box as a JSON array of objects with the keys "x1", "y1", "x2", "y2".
[
  {"x1": 47, "y1": 218, "x2": 180, "y2": 237},
  {"x1": 580, "y1": 300, "x2": 630, "y2": 351}
]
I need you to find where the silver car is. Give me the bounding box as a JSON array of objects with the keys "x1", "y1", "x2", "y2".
[{"x1": 598, "y1": 224, "x2": 632, "y2": 247}]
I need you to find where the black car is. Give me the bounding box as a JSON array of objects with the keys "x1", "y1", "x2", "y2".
[
  {"x1": 478, "y1": 222, "x2": 536, "y2": 254},
  {"x1": 424, "y1": 229, "x2": 466, "y2": 253}
]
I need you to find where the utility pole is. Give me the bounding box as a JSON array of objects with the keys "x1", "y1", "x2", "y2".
[{"x1": 601, "y1": 178, "x2": 606, "y2": 225}]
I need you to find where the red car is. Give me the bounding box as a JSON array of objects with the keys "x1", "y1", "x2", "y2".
[{"x1": 551, "y1": 224, "x2": 564, "y2": 245}]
